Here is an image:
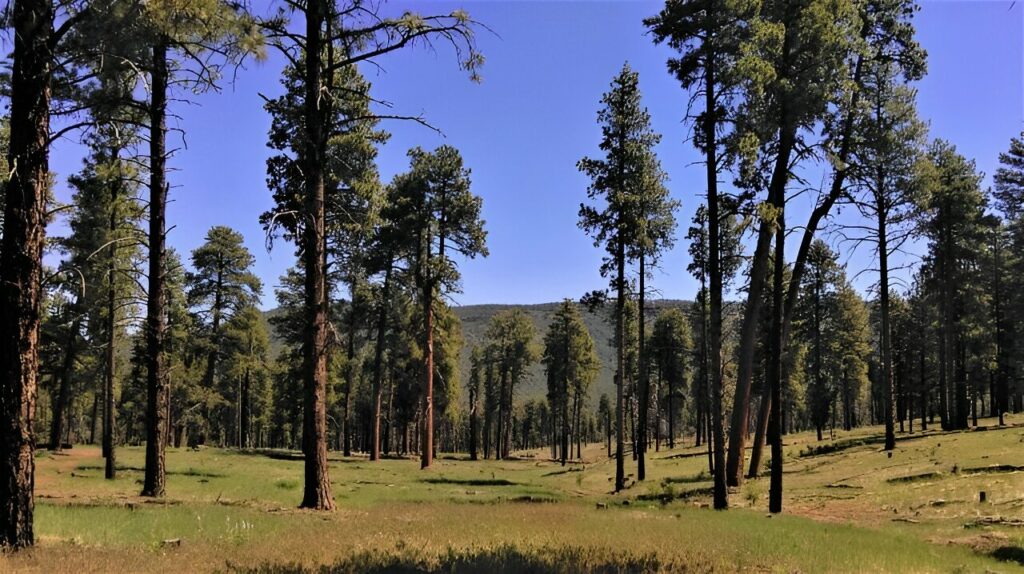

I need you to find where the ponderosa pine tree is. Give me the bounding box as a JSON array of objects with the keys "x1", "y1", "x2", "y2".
[
  {"x1": 993, "y1": 134, "x2": 1024, "y2": 424},
  {"x1": 725, "y1": 0, "x2": 861, "y2": 493},
  {"x1": 260, "y1": 0, "x2": 482, "y2": 507},
  {"x1": 648, "y1": 308, "x2": 692, "y2": 450},
  {"x1": 646, "y1": 0, "x2": 752, "y2": 509},
  {"x1": 847, "y1": 61, "x2": 926, "y2": 450},
  {"x1": 102, "y1": 0, "x2": 264, "y2": 499},
  {"x1": 543, "y1": 300, "x2": 600, "y2": 466},
  {"x1": 220, "y1": 306, "x2": 271, "y2": 449},
  {"x1": 630, "y1": 140, "x2": 678, "y2": 483},
  {"x1": 0, "y1": 0, "x2": 108, "y2": 547},
  {"x1": 61, "y1": 125, "x2": 145, "y2": 479},
  {"x1": 578, "y1": 63, "x2": 662, "y2": 492},
  {"x1": 383, "y1": 147, "x2": 487, "y2": 468},
  {"x1": 482, "y1": 310, "x2": 538, "y2": 459},
  {"x1": 186, "y1": 226, "x2": 262, "y2": 447},
  {"x1": 918, "y1": 140, "x2": 987, "y2": 430}
]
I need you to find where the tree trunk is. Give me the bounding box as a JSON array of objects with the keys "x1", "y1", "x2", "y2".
[
  {"x1": 769, "y1": 199, "x2": 784, "y2": 514},
  {"x1": 104, "y1": 189, "x2": 119, "y2": 479},
  {"x1": 299, "y1": 0, "x2": 334, "y2": 510},
  {"x1": 0, "y1": 0, "x2": 53, "y2": 548},
  {"x1": 727, "y1": 119, "x2": 795, "y2": 488},
  {"x1": 142, "y1": 37, "x2": 170, "y2": 499},
  {"x1": 614, "y1": 236, "x2": 626, "y2": 492},
  {"x1": 370, "y1": 266, "x2": 391, "y2": 461},
  {"x1": 705, "y1": 45, "x2": 728, "y2": 510},
  {"x1": 637, "y1": 253, "x2": 649, "y2": 481},
  {"x1": 50, "y1": 312, "x2": 81, "y2": 451},
  {"x1": 421, "y1": 280, "x2": 435, "y2": 468},
  {"x1": 747, "y1": 390, "x2": 770, "y2": 478}
]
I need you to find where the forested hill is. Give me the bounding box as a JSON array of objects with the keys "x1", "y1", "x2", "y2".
[{"x1": 264, "y1": 300, "x2": 693, "y2": 402}]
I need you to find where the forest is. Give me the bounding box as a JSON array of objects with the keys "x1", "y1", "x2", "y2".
[{"x1": 1, "y1": 0, "x2": 1023, "y2": 572}]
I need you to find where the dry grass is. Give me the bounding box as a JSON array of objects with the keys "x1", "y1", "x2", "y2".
[{"x1": 4, "y1": 416, "x2": 1024, "y2": 572}]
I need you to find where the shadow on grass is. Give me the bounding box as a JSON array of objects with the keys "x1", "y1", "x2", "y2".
[
  {"x1": 233, "y1": 544, "x2": 681, "y2": 573},
  {"x1": 661, "y1": 473, "x2": 709, "y2": 485},
  {"x1": 542, "y1": 467, "x2": 584, "y2": 477},
  {"x1": 992, "y1": 546, "x2": 1024, "y2": 566},
  {"x1": 74, "y1": 465, "x2": 224, "y2": 478},
  {"x1": 421, "y1": 477, "x2": 518, "y2": 486}
]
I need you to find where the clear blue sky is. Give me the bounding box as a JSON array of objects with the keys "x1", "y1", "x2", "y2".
[{"x1": 47, "y1": 0, "x2": 1023, "y2": 309}]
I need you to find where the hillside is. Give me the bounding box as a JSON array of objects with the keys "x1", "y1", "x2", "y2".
[{"x1": 264, "y1": 300, "x2": 694, "y2": 402}]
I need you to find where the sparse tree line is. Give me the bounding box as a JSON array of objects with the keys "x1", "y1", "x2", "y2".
[{"x1": 0, "y1": 0, "x2": 1019, "y2": 552}]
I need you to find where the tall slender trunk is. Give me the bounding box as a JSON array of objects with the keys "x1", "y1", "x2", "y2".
[
  {"x1": 561, "y1": 311, "x2": 570, "y2": 466},
  {"x1": 344, "y1": 292, "x2": 355, "y2": 457},
  {"x1": 299, "y1": 0, "x2": 334, "y2": 510},
  {"x1": 747, "y1": 390, "x2": 770, "y2": 478},
  {"x1": 50, "y1": 312, "x2": 81, "y2": 451},
  {"x1": 142, "y1": 37, "x2": 169, "y2": 499},
  {"x1": 421, "y1": 279, "x2": 435, "y2": 468},
  {"x1": 726, "y1": 126, "x2": 793, "y2": 487},
  {"x1": 468, "y1": 383, "x2": 478, "y2": 461},
  {"x1": 879, "y1": 197, "x2": 895, "y2": 450},
  {"x1": 614, "y1": 237, "x2": 626, "y2": 492},
  {"x1": 370, "y1": 266, "x2": 391, "y2": 461},
  {"x1": 769, "y1": 196, "x2": 784, "y2": 514},
  {"x1": 705, "y1": 40, "x2": 728, "y2": 510},
  {"x1": 104, "y1": 183, "x2": 119, "y2": 479},
  {"x1": 0, "y1": 0, "x2": 53, "y2": 548},
  {"x1": 637, "y1": 254, "x2": 649, "y2": 481}
]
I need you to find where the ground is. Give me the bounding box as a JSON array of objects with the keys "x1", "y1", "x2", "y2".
[{"x1": 4, "y1": 416, "x2": 1024, "y2": 573}]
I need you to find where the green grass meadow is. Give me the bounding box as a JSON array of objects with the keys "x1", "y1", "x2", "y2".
[{"x1": 5, "y1": 417, "x2": 1024, "y2": 572}]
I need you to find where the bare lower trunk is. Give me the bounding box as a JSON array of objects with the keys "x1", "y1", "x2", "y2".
[
  {"x1": 299, "y1": 0, "x2": 334, "y2": 510},
  {"x1": 370, "y1": 267, "x2": 391, "y2": 461},
  {"x1": 50, "y1": 314, "x2": 80, "y2": 451},
  {"x1": 637, "y1": 253, "x2": 648, "y2": 481},
  {"x1": 769, "y1": 206, "x2": 784, "y2": 514},
  {"x1": 614, "y1": 238, "x2": 626, "y2": 492},
  {"x1": 747, "y1": 391, "x2": 770, "y2": 478},
  {"x1": 421, "y1": 286, "x2": 435, "y2": 469},
  {"x1": 142, "y1": 38, "x2": 169, "y2": 499},
  {"x1": 726, "y1": 127, "x2": 794, "y2": 488},
  {"x1": 0, "y1": 0, "x2": 53, "y2": 548}
]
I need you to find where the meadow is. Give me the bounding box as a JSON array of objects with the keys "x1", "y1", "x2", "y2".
[{"x1": 5, "y1": 416, "x2": 1024, "y2": 573}]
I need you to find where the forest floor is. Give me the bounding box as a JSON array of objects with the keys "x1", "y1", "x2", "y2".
[{"x1": 4, "y1": 415, "x2": 1024, "y2": 573}]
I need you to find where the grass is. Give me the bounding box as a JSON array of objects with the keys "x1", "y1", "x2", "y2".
[{"x1": 5, "y1": 415, "x2": 1024, "y2": 572}]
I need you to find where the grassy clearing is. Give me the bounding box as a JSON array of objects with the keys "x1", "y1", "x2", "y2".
[{"x1": 5, "y1": 416, "x2": 1024, "y2": 572}]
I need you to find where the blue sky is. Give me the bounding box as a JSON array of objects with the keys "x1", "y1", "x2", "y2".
[{"x1": 46, "y1": 0, "x2": 1024, "y2": 309}]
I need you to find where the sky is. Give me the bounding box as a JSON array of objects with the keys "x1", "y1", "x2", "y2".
[{"x1": 45, "y1": 0, "x2": 1024, "y2": 310}]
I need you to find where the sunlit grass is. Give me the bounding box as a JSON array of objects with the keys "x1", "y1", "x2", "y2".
[{"x1": 5, "y1": 415, "x2": 1024, "y2": 572}]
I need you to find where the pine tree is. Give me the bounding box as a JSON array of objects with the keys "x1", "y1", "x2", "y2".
[
  {"x1": 578, "y1": 63, "x2": 663, "y2": 492},
  {"x1": 848, "y1": 61, "x2": 926, "y2": 450},
  {"x1": 918, "y1": 140, "x2": 987, "y2": 429},
  {"x1": 186, "y1": 226, "x2": 262, "y2": 447},
  {"x1": 482, "y1": 310, "x2": 539, "y2": 459},
  {"x1": 261, "y1": 0, "x2": 482, "y2": 508},
  {"x1": 647, "y1": 0, "x2": 753, "y2": 508},
  {"x1": 383, "y1": 146, "x2": 487, "y2": 468},
  {"x1": 649, "y1": 308, "x2": 693, "y2": 450},
  {"x1": 543, "y1": 301, "x2": 600, "y2": 466}
]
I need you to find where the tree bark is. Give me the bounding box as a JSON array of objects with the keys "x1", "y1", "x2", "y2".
[
  {"x1": 142, "y1": 37, "x2": 169, "y2": 499},
  {"x1": 614, "y1": 236, "x2": 626, "y2": 492},
  {"x1": 299, "y1": 0, "x2": 334, "y2": 510},
  {"x1": 50, "y1": 312, "x2": 81, "y2": 451},
  {"x1": 370, "y1": 266, "x2": 391, "y2": 461},
  {"x1": 705, "y1": 38, "x2": 728, "y2": 510},
  {"x1": 104, "y1": 184, "x2": 119, "y2": 479},
  {"x1": 0, "y1": 0, "x2": 53, "y2": 548},
  {"x1": 769, "y1": 196, "x2": 784, "y2": 514},
  {"x1": 637, "y1": 253, "x2": 649, "y2": 481}
]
